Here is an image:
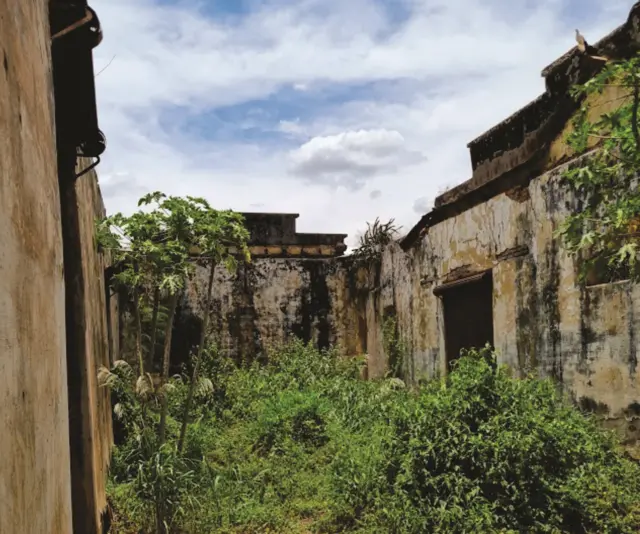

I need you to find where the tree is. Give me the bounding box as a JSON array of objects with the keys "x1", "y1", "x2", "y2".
[
  {"x1": 557, "y1": 55, "x2": 640, "y2": 282},
  {"x1": 97, "y1": 208, "x2": 166, "y2": 395},
  {"x1": 97, "y1": 191, "x2": 251, "y2": 533},
  {"x1": 177, "y1": 200, "x2": 250, "y2": 452},
  {"x1": 98, "y1": 194, "x2": 194, "y2": 406}
]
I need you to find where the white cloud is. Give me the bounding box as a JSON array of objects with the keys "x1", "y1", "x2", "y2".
[
  {"x1": 289, "y1": 129, "x2": 425, "y2": 189},
  {"x1": 91, "y1": 0, "x2": 637, "y2": 244}
]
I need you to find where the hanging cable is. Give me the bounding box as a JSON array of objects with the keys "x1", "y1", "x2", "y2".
[{"x1": 75, "y1": 157, "x2": 101, "y2": 180}]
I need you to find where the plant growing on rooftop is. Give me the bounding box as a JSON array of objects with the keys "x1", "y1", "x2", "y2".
[{"x1": 351, "y1": 217, "x2": 400, "y2": 265}]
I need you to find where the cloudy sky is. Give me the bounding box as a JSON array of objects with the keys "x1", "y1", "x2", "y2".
[{"x1": 92, "y1": 0, "x2": 635, "y2": 246}]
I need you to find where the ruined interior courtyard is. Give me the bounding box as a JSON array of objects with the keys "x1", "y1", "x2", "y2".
[{"x1": 2, "y1": 1, "x2": 640, "y2": 533}]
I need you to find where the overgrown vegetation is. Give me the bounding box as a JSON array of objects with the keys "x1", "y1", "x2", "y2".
[
  {"x1": 558, "y1": 55, "x2": 640, "y2": 281},
  {"x1": 107, "y1": 340, "x2": 640, "y2": 533},
  {"x1": 97, "y1": 192, "x2": 250, "y2": 533},
  {"x1": 381, "y1": 312, "x2": 408, "y2": 379}
]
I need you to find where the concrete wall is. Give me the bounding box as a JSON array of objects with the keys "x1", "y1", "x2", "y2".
[
  {"x1": 70, "y1": 163, "x2": 116, "y2": 533},
  {"x1": 0, "y1": 1, "x2": 73, "y2": 532},
  {"x1": 0, "y1": 2, "x2": 115, "y2": 532},
  {"x1": 183, "y1": 259, "x2": 338, "y2": 363}
]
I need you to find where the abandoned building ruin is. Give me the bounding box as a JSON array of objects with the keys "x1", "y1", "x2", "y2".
[
  {"x1": 185, "y1": 4, "x2": 640, "y2": 450},
  {"x1": 2, "y1": 1, "x2": 640, "y2": 533}
]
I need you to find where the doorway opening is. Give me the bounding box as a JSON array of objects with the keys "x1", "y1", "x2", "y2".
[{"x1": 435, "y1": 270, "x2": 494, "y2": 372}]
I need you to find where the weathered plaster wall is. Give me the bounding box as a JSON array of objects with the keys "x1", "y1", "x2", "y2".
[
  {"x1": 183, "y1": 259, "x2": 337, "y2": 363},
  {"x1": 352, "y1": 165, "x2": 639, "y2": 443},
  {"x1": 72, "y1": 164, "x2": 116, "y2": 533},
  {"x1": 0, "y1": 3, "x2": 115, "y2": 532},
  {"x1": 0, "y1": 1, "x2": 73, "y2": 532}
]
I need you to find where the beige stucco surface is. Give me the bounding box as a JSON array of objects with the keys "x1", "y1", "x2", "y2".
[
  {"x1": 0, "y1": 1, "x2": 73, "y2": 532},
  {"x1": 74, "y1": 166, "x2": 116, "y2": 533}
]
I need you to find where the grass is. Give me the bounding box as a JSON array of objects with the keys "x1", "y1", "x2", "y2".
[{"x1": 107, "y1": 340, "x2": 640, "y2": 533}]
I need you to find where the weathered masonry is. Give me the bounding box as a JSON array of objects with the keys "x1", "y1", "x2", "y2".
[
  {"x1": 182, "y1": 214, "x2": 347, "y2": 362},
  {"x1": 241, "y1": 212, "x2": 348, "y2": 258},
  {"x1": 193, "y1": 3, "x2": 640, "y2": 447},
  {"x1": 1, "y1": 2, "x2": 116, "y2": 533}
]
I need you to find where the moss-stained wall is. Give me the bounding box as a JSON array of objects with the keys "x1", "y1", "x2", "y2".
[
  {"x1": 352, "y1": 167, "x2": 638, "y2": 445},
  {"x1": 0, "y1": 1, "x2": 73, "y2": 532},
  {"x1": 183, "y1": 259, "x2": 337, "y2": 362}
]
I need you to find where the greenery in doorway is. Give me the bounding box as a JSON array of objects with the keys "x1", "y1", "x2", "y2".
[{"x1": 381, "y1": 313, "x2": 408, "y2": 379}]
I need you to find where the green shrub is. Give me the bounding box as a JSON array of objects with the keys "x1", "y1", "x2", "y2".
[
  {"x1": 253, "y1": 390, "x2": 330, "y2": 454},
  {"x1": 108, "y1": 342, "x2": 640, "y2": 534}
]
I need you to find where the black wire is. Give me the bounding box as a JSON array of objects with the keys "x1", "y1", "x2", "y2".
[{"x1": 75, "y1": 156, "x2": 101, "y2": 179}]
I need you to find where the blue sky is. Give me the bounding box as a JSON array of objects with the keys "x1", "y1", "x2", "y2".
[{"x1": 92, "y1": 0, "x2": 636, "y2": 245}]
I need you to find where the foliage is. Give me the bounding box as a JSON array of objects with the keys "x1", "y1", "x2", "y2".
[
  {"x1": 98, "y1": 191, "x2": 250, "y2": 532},
  {"x1": 351, "y1": 217, "x2": 400, "y2": 265},
  {"x1": 108, "y1": 340, "x2": 640, "y2": 533},
  {"x1": 381, "y1": 313, "x2": 408, "y2": 379},
  {"x1": 97, "y1": 192, "x2": 250, "y2": 300},
  {"x1": 557, "y1": 55, "x2": 640, "y2": 282}
]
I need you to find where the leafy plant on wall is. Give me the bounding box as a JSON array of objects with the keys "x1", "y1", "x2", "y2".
[{"x1": 557, "y1": 56, "x2": 640, "y2": 282}]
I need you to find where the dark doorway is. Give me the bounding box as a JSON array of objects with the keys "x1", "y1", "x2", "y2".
[{"x1": 436, "y1": 271, "x2": 494, "y2": 371}]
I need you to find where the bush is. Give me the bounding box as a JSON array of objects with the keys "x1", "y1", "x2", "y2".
[
  {"x1": 108, "y1": 342, "x2": 640, "y2": 533},
  {"x1": 253, "y1": 390, "x2": 330, "y2": 454},
  {"x1": 364, "y1": 348, "x2": 640, "y2": 533}
]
